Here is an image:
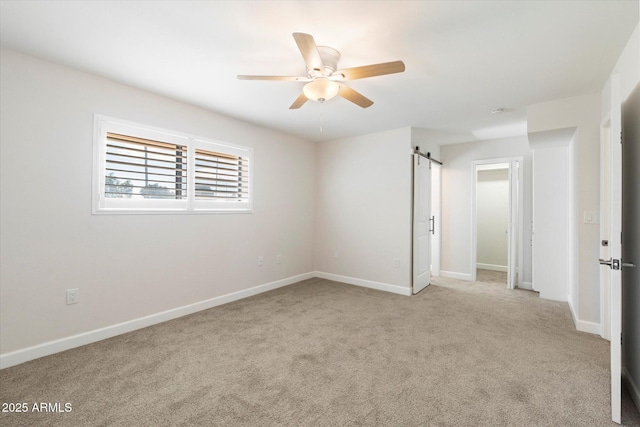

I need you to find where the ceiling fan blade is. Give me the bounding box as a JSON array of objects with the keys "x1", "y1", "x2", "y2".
[
  {"x1": 335, "y1": 61, "x2": 405, "y2": 80},
  {"x1": 338, "y1": 83, "x2": 373, "y2": 108},
  {"x1": 289, "y1": 93, "x2": 308, "y2": 109},
  {"x1": 237, "y1": 75, "x2": 309, "y2": 81},
  {"x1": 293, "y1": 32, "x2": 324, "y2": 72}
]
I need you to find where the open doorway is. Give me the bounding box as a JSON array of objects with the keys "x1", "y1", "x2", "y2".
[
  {"x1": 471, "y1": 158, "x2": 523, "y2": 289},
  {"x1": 476, "y1": 164, "x2": 510, "y2": 285}
]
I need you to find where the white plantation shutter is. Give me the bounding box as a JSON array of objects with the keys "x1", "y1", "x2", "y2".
[
  {"x1": 192, "y1": 139, "x2": 252, "y2": 211},
  {"x1": 194, "y1": 148, "x2": 249, "y2": 202},
  {"x1": 94, "y1": 116, "x2": 252, "y2": 213},
  {"x1": 105, "y1": 133, "x2": 188, "y2": 200}
]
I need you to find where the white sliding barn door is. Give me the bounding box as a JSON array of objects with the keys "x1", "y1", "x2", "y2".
[
  {"x1": 413, "y1": 154, "x2": 432, "y2": 294},
  {"x1": 431, "y1": 162, "x2": 441, "y2": 277}
]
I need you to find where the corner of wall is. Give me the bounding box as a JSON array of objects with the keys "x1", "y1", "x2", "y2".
[
  {"x1": 624, "y1": 367, "x2": 640, "y2": 415},
  {"x1": 568, "y1": 297, "x2": 601, "y2": 335},
  {"x1": 313, "y1": 127, "x2": 413, "y2": 290}
]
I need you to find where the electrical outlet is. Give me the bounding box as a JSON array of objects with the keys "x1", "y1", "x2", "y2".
[
  {"x1": 276, "y1": 254, "x2": 282, "y2": 264},
  {"x1": 258, "y1": 256, "x2": 264, "y2": 266},
  {"x1": 393, "y1": 258, "x2": 400, "y2": 268},
  {"x1": 66, "y1": 288, "x2": 79, "y2": 305}
]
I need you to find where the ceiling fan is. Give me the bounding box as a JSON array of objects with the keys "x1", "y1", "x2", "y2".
[{"x1": 237, "y1": 33, "x2": 405, "y2": 109}]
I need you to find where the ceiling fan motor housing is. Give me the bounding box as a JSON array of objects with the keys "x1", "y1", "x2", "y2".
[{"x1": 313, "y1": 46, "x2": 341, "y2": 77}]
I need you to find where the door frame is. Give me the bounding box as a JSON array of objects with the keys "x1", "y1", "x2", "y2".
[
  {"x1": 600, "y1": 118, "x2": 612, "y2": 341},
  {"x1": 471, "y1": 157, "x2": 524, "y2": 288},
  {"x1": 621, "y1": 80, "x2": 640, "y2": 419}
]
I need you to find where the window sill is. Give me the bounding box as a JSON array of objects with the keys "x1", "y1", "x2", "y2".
[{"x1": 91, "y1": 208, "x2": 253, "y2": 215}]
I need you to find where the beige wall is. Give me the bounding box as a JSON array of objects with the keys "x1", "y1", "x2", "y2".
[
  {"x1": 314, "y1": 127, "x2": 413, "y2": 291},
  {"x1": 476, "y1": 169, "x2": 509, "y2": 270},
  {"x1": 313, "y1": 127, "x2": 441, "y2": 293},
  {"x1": 0, "y1": 48, "x2": 316, "y2": 357},
  {"x1": 440, "y1": 136, "x2": 533, "y2": 284},
  {"x1": 527, "y1": 94, "x2": 601, "y2": 323}
]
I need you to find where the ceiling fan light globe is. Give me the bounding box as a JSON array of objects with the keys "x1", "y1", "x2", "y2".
[{"x1": 303, "y1": 78, "x2": 339, "y2": 103}]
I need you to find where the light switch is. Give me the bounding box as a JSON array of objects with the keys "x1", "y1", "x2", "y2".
[{"x1": 584, "y1": 211, "x2": 598, "y2": 224}]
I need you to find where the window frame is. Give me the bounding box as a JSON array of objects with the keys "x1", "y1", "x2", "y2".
[{"x1": 93, "y1": 115, "x2": 253, "y2": 214}]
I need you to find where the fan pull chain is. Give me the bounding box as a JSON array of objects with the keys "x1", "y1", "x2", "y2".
[{"x1": 319, "y1": 102, "x2": 324, "y2": 133}]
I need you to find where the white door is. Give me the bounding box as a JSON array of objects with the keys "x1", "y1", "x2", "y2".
[
  {"x1": 599, "y1": 74, "x2": 622, "y2": 424},
  {"x1": 413, "y1": 153, "x2": 431, "y2": 294},
  {"x1": 430, "y1": 162, "x2": 441, "y2": 277},
  {"x1": 620, "y1": 82, "x2": 640, "y2": 423}
]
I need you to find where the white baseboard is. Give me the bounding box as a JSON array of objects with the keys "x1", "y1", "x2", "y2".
[
  {"x1": 0, "y1": 272, "x2": 314, "y2": 369},
  {"x1": 519, "y1": 281, "x2": 533, "y2": 290},
  {"x1": 567, "y1": 298, "x2": 600, "y2": 335},
  {"x1": 313, "y1": 271, "x2": 412, "y2": 296},
  {"x1": 440, "y1": 270, "x2": 472, "y2": 281},
  {"x1": 623, "y1": 367, "x2": 640, "y2": 414},
  {"x1": 476, "y1": 263, "x2": 508, "y2": 272}
]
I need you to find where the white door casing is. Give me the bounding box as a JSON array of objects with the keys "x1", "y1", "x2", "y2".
[
  {"x1": 621, "y1": 82, "x2": 640, "y2": 423},
  {"x1": 471, "y1": 158, "x2": 523, "y2": 288},
  {"x1": 600, "y1": 123, "x2": 612, "y2": 341},
  {"x1": 507, "y1": 162, "x2": 519, "y2": 289}
]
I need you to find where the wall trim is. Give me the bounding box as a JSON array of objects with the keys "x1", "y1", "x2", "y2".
[
  {"x1": 476, "y1": 263, "x2": 508, "y2": 272},
  {"x1": 0, "y1": 272, "x2": 314, "y2": 369},
  {"x1": 313, "y1": 271, "x2": 412, "y2": 296},
  {"x1": 440, "y1": 270, "x2": 473, "y2": 281},
  {"x1": 519, "y1": 281, "x2": 533, "y2": 290},
  {"x1": 568, "y1": 298, "x2": 600, "y2": 335},
  {"x1": 623, "y1": 367, "x2": 640, "y2": 414}
]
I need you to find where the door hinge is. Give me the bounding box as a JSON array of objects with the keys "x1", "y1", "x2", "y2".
[{"x1": 621, "y1": 333, "x2": 623, "y2": 346}]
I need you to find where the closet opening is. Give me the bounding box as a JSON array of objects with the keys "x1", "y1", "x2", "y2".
[{"x1": 471, "y1": 158, "x2": 523, "y2": 289}]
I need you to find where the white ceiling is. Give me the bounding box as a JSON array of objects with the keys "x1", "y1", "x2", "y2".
[{"x1": 1, "y1": 1, "x2": 637, "y2": 143}]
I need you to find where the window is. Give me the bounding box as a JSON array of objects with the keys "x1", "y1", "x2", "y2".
[{"x1": 93, "y1": 115, "x2": 252, "y2": 213}]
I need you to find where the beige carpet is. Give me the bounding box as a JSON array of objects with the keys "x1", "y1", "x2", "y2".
[
  {"x1": 476, "y1": 268, "x2": 507, "y2": 285},
  {"x1": 1, "y1": 277, "x2": 639, "y2": 426}
]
